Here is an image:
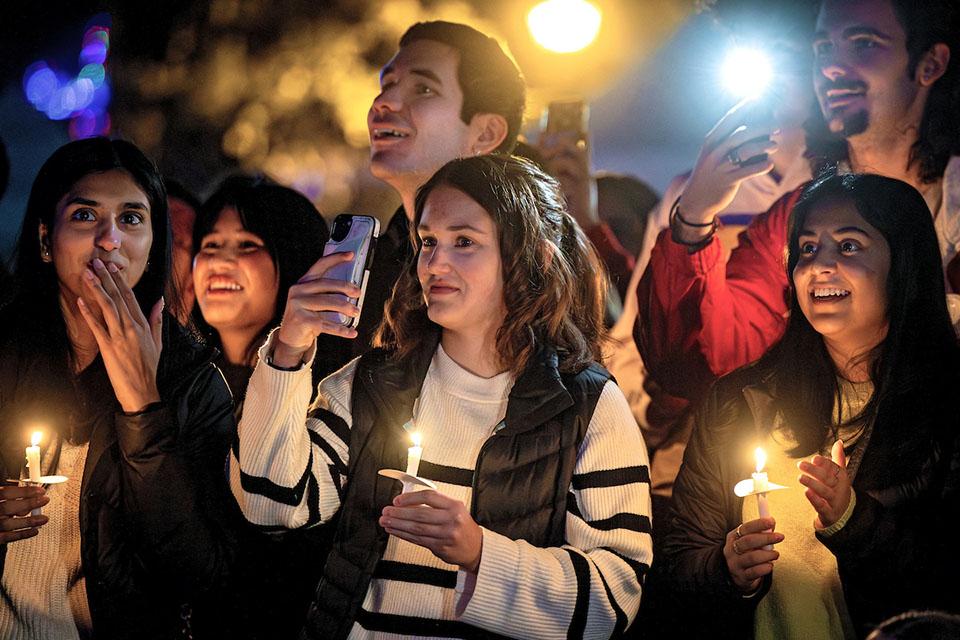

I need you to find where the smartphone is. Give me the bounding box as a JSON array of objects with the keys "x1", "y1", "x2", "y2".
[
  {"x1": 731, "y1": 97, "x2": 776, "y2": 167},
  {"x1": 320, "y1": 214, "x2": 380, "y2": 328},
  {"x1": 542, "y1": 99, "x2": 589, "y2": 140}
]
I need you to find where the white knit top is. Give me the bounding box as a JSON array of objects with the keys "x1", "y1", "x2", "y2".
[
  {"x1": 231, "y1": 337, "x2": 652, "y2": 639},
  {"x1": 0, "y1": 440, "x2": 91, "y2": 639}
]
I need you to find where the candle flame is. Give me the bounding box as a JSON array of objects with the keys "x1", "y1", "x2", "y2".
[
  {"x1": 31, "y1": 431, "x2": 42, "y2": 447},
  {"x1": 410, "y1": 432, "x2": 422, "y2": 448},
  {"x1": 754, "y1": 447, "x2": 766, "y2": 473}
]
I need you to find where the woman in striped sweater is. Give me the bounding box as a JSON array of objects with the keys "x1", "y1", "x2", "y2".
[{"x1": 231, "y1": 155, "x2": 652, "y2": 639}]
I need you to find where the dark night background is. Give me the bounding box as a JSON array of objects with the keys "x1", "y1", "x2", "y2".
[{"x1": 0, "y1": 0, "x2": 751, "y2": 263}]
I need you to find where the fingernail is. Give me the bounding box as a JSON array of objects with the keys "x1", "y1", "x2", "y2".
[
  {"x1": 107, "y1": 262, "x2": 119, "y2": 273},
  {"x1": 83, "y1": 268, "x2": 96, "y2": 281},
  {"x1": 93, "y1": 258, "x2": 104, "y2": 269}
]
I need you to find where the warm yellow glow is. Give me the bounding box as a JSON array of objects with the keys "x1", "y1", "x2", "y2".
[
  {"x1": 722, "y1": 47, "x2": 772, "y2": 98},
  {"x1": 754, "y1": 447, "x2": 767, "y2": 473},
  {"x1": 527, "y1": 0, "x2": 602, "y2": 54},
  {"x1": 31, "y1": 431, "x2": 42, "y2": 447},
  {"x1": 410, "y1": 432, "x2": 422, "y2": 448}
]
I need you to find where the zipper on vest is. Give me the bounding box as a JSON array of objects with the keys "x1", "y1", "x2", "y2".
[{"x1": 469, "y1": 420, "x2": 507, "y2": 519}]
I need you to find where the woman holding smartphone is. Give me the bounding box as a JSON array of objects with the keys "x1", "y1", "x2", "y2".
[
  {"x1": 191, "y1": 175, "x2": 355, "y2": 638},
  {"x1": 663, "y1": 173, "x2": 960, "y2": 638},
  {"x1": 0, "y1": 137, "x2": 236, "y2": 638},
  {"x1": 231, "y1": 155, "x2": 652, "y2": 639},
  {"x1": 192, "y1": 175, "x2": 353, "y2": 406}
]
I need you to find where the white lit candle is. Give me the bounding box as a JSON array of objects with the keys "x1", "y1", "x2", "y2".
[
  {"x1": 26, "y1": 431, "x2": 42, "y2": 483},
  {"x1": 405, "y1": 432, "x2": 423, "y2": 478},
  {"x1": 753, "y1": 447, "x2": 771, "y2": 518},
  {"x1": 753, "y1": 446, "x2": 773, "y2": 549}
]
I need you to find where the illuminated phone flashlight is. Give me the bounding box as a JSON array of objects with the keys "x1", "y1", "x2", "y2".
[{"x1": 721, "y1": 47, "x2": 773, "y2": 99}]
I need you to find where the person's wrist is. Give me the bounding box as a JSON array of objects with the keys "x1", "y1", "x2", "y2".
[
  {"x1": 670, "y1": 197, "x2": 718, "y2": 246},
  {"x1": 271, "y1": 338, "x2": 308, "y2": 369},
  {"x1": 461, "y1": 532, "x2": 483, "y2": 574},
  {"x1": 120, "y1": 394, "x2": 161, "y2": 415}
]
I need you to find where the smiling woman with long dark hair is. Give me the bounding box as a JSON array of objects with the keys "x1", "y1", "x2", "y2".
[
  {"x1": 0, "y1": 138, "x2": 236, "y2": 638},
  {"x1": 663, "y1": 172, "x2": 960, "y2": 639},
  {"x1": 191, "y1": 176, "x2": 348, "y2": 407}
]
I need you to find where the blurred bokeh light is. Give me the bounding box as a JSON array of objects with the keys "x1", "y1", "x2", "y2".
[
  {"x1": 527, "y1": 0, "x2": 602, "y2": 54},
  {"x1": 22, "y1": 21, "x2": 112, "y2": 138}
]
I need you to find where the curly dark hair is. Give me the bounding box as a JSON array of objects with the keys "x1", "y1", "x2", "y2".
[{"x1": 376, "y1": 155, "x2": 607, "y2": 375}]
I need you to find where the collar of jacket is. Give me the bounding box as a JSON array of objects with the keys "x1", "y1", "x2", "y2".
[{"x1": 354, "y1": 328, "x2": 575, "y2": 438}]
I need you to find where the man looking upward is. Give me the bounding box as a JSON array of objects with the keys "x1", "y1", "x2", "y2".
[{"x1": 347, "y1": 22, "x2": 525, "y2": 357}]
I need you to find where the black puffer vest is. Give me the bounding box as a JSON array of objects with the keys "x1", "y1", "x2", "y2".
[{"x1": 302, "y1": 333, "x2": 611, "y2": 640}]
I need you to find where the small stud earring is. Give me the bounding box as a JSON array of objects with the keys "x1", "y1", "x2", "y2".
[{"x1": 40, "y1": 247, "x2": 52, "y2": 263}]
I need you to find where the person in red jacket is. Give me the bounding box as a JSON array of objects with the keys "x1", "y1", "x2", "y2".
[{"x1": 636, "y1": 0, "x2": 960, "y2": 403}]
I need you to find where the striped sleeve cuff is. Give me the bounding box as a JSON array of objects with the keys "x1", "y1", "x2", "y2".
[{"x1": 457, "y1": 527, "x2": 521, "y2": 626}]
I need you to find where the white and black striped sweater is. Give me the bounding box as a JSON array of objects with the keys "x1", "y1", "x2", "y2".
[{"x1": 231, "y1": 338, "x2": 652, "y2": 639}]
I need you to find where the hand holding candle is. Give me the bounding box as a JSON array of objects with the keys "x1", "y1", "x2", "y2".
[
  {"x1": 380, "y1": 489, "x2": 483, "y2": 573},
  {"x1": 0, "y1": 485, "x2": 49, "y2": 543},
  {"x1": 377, "y1": 428, "x2": 437, "y2": 494},
  {"x1": 798, "y1": 439, "x2": 851, "y2": 530},
  {"x1": 724, "y1": 517, "x2": 783, "y2": 593},
  {"x1": 20, "y1": 430, "x2": 68, "y2": 517},
  {"x1": 726, "y1": 445, "x2": 788, "y2": 593}
]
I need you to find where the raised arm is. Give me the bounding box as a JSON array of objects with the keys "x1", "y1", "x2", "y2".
[
  {"x1": 230, "y1": 250, "x2": 367, "y2": 529},
  {"x1": 634, "y1": 191, "x2": 796, "y2": 401},
  {"x1": 230, "y1": 334, "x2": 356, "y2": 530}
]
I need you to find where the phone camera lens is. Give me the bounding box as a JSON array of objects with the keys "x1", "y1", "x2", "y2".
[{"x1": 332, "y1": 216, "x2": 353, "y2": 241}]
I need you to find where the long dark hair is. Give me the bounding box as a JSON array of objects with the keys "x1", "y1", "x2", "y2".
[
  {"x1": 757, "y1": 172, "x2": 957, "y2": 454},
  {"x1": 8, "y1": 137, "x2": 171, "y2": 356},
  {"x1": 0, "y1": 138, "x2": 170, "y2": 472},
  {"x1": 191, "y1": 175, "x2": 329, "y2": 365},
  {"x1": 377, "y1": 155, "x2": 607, "y2": 375}
]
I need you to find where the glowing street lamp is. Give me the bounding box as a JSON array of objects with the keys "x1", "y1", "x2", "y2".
[
  {"x1": 527, "y1": 0, "x2": 602, "y2": 54},
  {"x1": 721, "y1": 47, "x2": 772, "y2": 98}
]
